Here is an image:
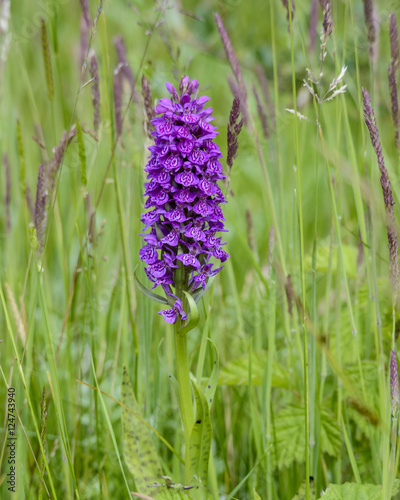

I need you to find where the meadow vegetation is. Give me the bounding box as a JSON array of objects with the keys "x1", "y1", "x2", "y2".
[{"x1": 1, "y1": 0, "x2": 400, "y2": 498}]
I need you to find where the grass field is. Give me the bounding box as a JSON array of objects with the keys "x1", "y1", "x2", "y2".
[{"x1": 1, "y1": 0, "x2": 400, "y2": 498}]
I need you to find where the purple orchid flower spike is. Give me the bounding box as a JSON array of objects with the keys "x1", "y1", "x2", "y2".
[{"x1": 139, "y1": 76, "x2": 230, "y2": 324}]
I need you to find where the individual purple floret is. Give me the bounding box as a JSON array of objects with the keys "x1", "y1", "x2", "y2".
[
  {"x1": 140, "y1": 76, "x2": 229, "y2": 323},
  {"x1": 158, "y1": 299, "x2": 187, "y2": 324}
]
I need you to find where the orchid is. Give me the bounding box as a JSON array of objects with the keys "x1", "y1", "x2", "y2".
[{"x1": 139, "y1": 76, "x2": 229, "y2": 323}]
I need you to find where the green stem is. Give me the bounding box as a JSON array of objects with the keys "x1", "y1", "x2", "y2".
[
  {"x1": 174, "y1": 325, "x2": 195, "y2": 484},
  {"x1": 386, "y1": 416, "x2": 398, "y2": 500}
]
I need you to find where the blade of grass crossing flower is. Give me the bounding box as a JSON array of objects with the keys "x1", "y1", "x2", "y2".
[{"x1": 189, "y1": 380, "x2": 212, "y2": 485}]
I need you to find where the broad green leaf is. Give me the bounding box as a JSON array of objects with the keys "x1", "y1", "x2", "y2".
[
  {"x1": 305, "y1": 241, "x2": 358, "y2": 279},
  {"x1": 218, "y1": 351, "x2": 289, "y2": 388},
  {"x1": 134, "y1": 269, "x2": 170, "y2": 305},
  {"x1": 292, "y1": 477, "x2": 316, "y2": 499},
  {"x1": 189, "y1": 380, "x2": 212, "y2": 485},
  {"x1": 318, "y1": 481, "x2": 400, "y2": 499},
  {"x1": 121, "y1": 366, "x2": 182, "y2": 499},
  {"x1": 320, "y1": 409, "x2": 342, "y2": 457},
  {"x1": 330, "y1": 280, "x2": 392, "y2": 365},
  {"x1": 273, "y1": 405, "x2": 341, "y2": 469},
  {"x1": 179, "y1": 291, "x2": 199, "y2": 335},
  {"x1": 344, "y1": 361, "x2": 381, "y2": 435}
]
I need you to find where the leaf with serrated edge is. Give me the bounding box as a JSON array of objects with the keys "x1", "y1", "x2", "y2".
[
  {"x1": 273, "y1": 405, "x2": 341, "y2": 470},
  {"x1": 121, "y1": 366, "x2": 181, "y2": 499},
  {"x1": 317, "y1": 482, "x2": 400, "y2": 499},
  {"x1": 218, "y1": 351, "x2": 289, "y2": 388}
]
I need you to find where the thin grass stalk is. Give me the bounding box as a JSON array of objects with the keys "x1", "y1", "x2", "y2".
[
  {"x1": 37, "y1": 270, "x2": 80, "y2": 498},
  {"x1": 341, "y1": 412, "x2": 362, "y2": 483},
  {"x1": 363, "y1": 88, "x2": 399, "y2": 489},
  {"x1": 214, "y1": 13, "x2": 287, "y2": 279},
  {"x1": 318, "y1": 127, "x2": 357, "y2": 331},
  {"x1": 346, "y1": 8, "x2": 385, "y2": 472},
  {"x1": 0, "y1": 284, "x2": 58, "y2": 498},
  {"x1": 76, "y1": 120, "x2": 87, "y2": 191},
  {"x1": 248, "y1": 340, "x2": 263, "y2": 463},
  {"x1": 38, "y1": 386, "x2": 47, "y2": 500},
  {"x1": 264, "y1": 278, "x2": 276, "y2": 499},
  {"x1": 40, "y1": 18, "x2": 54, "y2": 102},
  {"x1": 3, "y1": 153, "x2": 11, "y2": 233},
  {"x1": 310, "y1": 238, "x2": 318, "y2": 476},
  {"x1": 287, "y1": 1, "x2": 309, "y2": 495},
  {"x1": 99, "y1": 18, "x2": 138, "y2": 358},
  {"x1": 268, "y1": 0, "x2": 293, "y2": 378},
  {"x1": 335, "y1": 262, "x2": 344, "y2": 485}
]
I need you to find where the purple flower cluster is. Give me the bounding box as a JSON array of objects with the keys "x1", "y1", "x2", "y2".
[{"x1": 139, "y1": 76, "x2": 229, "y2": 323}]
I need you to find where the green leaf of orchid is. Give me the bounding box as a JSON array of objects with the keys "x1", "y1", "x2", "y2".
[
  {"x1": 179, "y1": 291, "x2": 199, "y2": 335},
  {"x1": 204, "y1": 339, "x2": 219, "y2": 410},
  {"x1": 134, "y1": 269, "x2": 170, "y2": 305},
  {"x1": 189, "y1": 380, "x2": 212, "y2": 485}
]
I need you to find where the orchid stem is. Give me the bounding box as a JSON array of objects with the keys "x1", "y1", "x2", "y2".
[{"x1": 174, "y1": 319, "x2": 194, "y2": 485}]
